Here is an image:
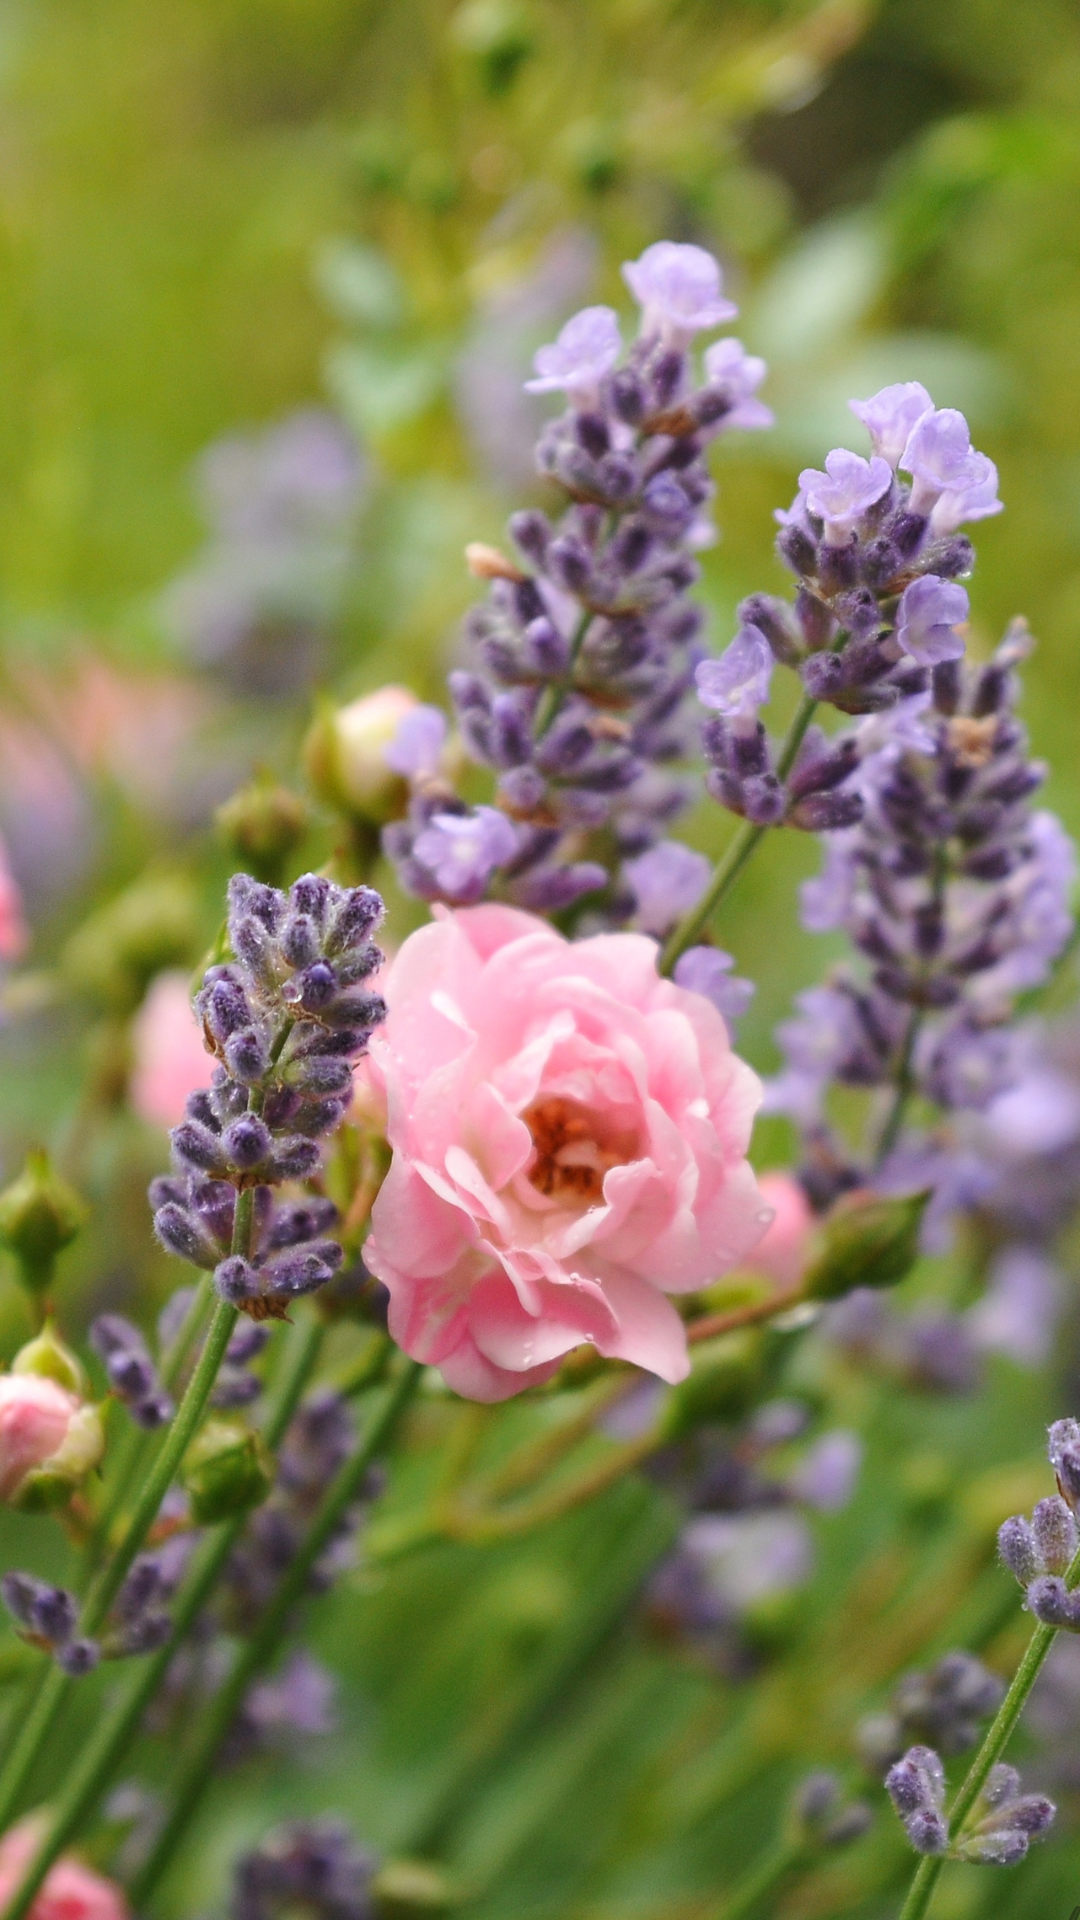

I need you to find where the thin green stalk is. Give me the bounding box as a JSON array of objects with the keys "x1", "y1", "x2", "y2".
[
  {"x1": 660, "y1": 691, "x2": 819, "y2": 975},
  {"x1": 0, "y1": 1317, "x2": 332, "y2": 1920},
  {"x1": 712, "y1": 1837, "x2": 802, "y2": 1920},
  {"x1": 129, "y1": 1358, "x2": 425, "y2": 1908},
  {"x1": 533, "y1": 605, "x2": 595, "y2": 739},
  {"x1": 874, "y1": 1009, "x2": 923, "y2": 1168},
  {"x1": 896, "y1": 1540, "x2": 1080, "y2": 1920}
]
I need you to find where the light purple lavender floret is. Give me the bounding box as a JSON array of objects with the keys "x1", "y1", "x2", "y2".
[
  {"x1": 621, "y1": 242, "x2": 737, "y2": 345},
  {"x1": 967, "y1": 1247, "x2": 1063, "y2": 1368},
  {"x1": 702, "y1": 339, "x2": 773, "y2": 431},
  {"x1": 244, "y1": 1650, "x2": 337, "y2": 1740},
  {"x1": 384, "y1": 704, "x2": 447, "y2": 778},
  {"x1": 411, "y1": 807, "x2": 520, "y2": 902},
  {"x1": 799, "y1": 836, "x2": 858, "y2": 933},
  {"x1": 790, "y1": 1430, "x2": 862, "y2": 1512},
  {"x1": 624, "y1": 841, "x2": 709, "y2": 936},
  {"x1": 798, "y1": 448, "x2": 892, "y2": 545},
  {"x1": 930, "y1": 454, "x2": 1002, "y2": 534},
  {"x1": 849, "y1": 382, "x2": 933, "y2": 467},
  {"x1": 696, "y1": 625, "x2": 773, "y2": 719},
  {"x1": 895, "y1": 575, "x2": 968, "y2": 665},
  {"x1": 673, "y1": 945, "x2": 755, "y2": 1030},
  {"x1": 901, "y1": 407, "x2": 989, "y2": 515},
  {"x1": 524, "y1": 305, "x2": 623, "y2": 399}
]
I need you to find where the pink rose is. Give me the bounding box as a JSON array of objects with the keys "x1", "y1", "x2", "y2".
[
  {"x1": 0, "y1": 833, "x2": 28, "y2": 962},
  {"x1": 749, "y1": 1172, "x2": 816, "y2": 1288},
  {"x1": 0, "y1": 1373, "x2": 104, "y2": 1508},
  {"x1": 0, "y1": 1819, "x2": 128, "y2": 1920},
  {"x1": 130, "y1": 971, "x2": 214, "y2": 1130},
  {"x1": 363, "y1": 906, "x2": 770, "y2": 1401}
]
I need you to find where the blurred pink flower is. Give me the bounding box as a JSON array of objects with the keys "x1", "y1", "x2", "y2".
[
  {"x1": 749, "y1": 1171, "x2": 816, "y2": 1289},
  {"x1": 0, "y1": 835, "x2": 28, "y2": 961},
  {"x1": 363, "y1": 905, "x2": 769, "y2": 1401},
  {"x1": 0, "y1": 1818, "x2": 128, "y2": 1920},
  {"x1": 130, "y1": 971, "x2": 214, "y2": 1130}
]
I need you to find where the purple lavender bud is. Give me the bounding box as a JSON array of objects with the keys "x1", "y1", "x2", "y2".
[
  {"x1": 789, "y1": 735, "x2": 860, "y2": 800},
  {"x1": 172, "y1": 1122, "x2": 228, "y2": 1177},
  {"x1": 609, "y1": 520, "x2": 652, "y2": 574},
  {"x1": 1005, "y1": 1794, "x2": 1056, "y2": 1836},
  {"x1": 295, "y1": 962, "x2": 336, "y2": 1011},
  {"x1": 56, "y1": 1638, "x2": 100, "y2": 1677},
  {"x1": 132, "y1": 1391, "x2": 174, "y2": 1429},
  {"x1": 509, "y1": 509, "x2": 550, "y2": 565},
  {"x1": 738, "y1": 593, "x2": 802, "y2": 666},
  {"x1": 546, "y1": 535, "x2": 592, "y2": 594},
  {"x1": 266, "y1": 1200, "x2": 338, "y2": 1250},
  {"x1": 1055, "y1": 1445, "x2": 1080, "y2": 1515},
  {"x1": 981, "y1": 1763, "x2": 1021, "y2": 1809},
  {"x1": 291, "y1": 1057, "x2": 352, "y2": 1096},
  {"x1": 225, "y1": 1028, "x2": 270, "y2": 1086},
  {"x1": 1032, "y1": 1496, "x2": 1078, "y2": 1575},
  {"x1": 33, "y1": 1583, "x2": 79, "y2": 1645},
  {"x1": 1026, "y1": 1575, "x2": 1080, "y2": 1630},
  {"x1": 1048, "y1": 1418, "x2": 1080, "y2": 1473},
  {"x1": 215, "y1": 1256, "x2": 261, "y2": 1305},
  {"x1": 263, "y1": 1241, "x2": 343, "y2": 1298},
  {"x1": 1, "y1": 1572, "x2": 47, "y2": 1629},
  {"x1": 800, "y1": 652, "x2": 846, "y2": 701},
  {"x1": 885, "y1": 1756, "x2": 932, "y2": 1819},
  {"x1": 904, "y1": 1808, "x2": 949, "y2": 1855},
  {"x1": 489, "y1": 692, "x2": 534, "y2": 767},
  {"x1": 268, "y1": 1137, "x2": 321, "y2": 1181},
  {"x1": 289, "y1": 874, "x2": 330, "y2": 925},
  {"x1": 777, "y1": 522, "x2": 817, "y2": 577},
  {"x1": 498, "y1": 767, "x2": 548, "y2": 813},
  {"x1": 998, "y1": 1515, "x2": 1040, "y2": 1586},
  {"x1": 205, "y1": 973, "x2": 251, "y2": 1042},
  {"x1": 230, "y1": 875, "x2": 283, "y2": 932},
  {"x1": 794, "y1": 1772, "x2": 839, "y2": 1826},
  {"x1": 576, "y1": 410, "x2": 610, "y2": 458},
  {"x1": 511, "y1": 862, "x2": 606, "y2": 912},
  {"x1": 609, "y1": 368, "x2": 645, "y2": 425},
  {"x1": 223, "y1": 1115, "x2": 272, "y2": 1170},
  {"x1": 281, "y1": 915, "x2": 320, "y2": 968},
  {"x1": 641, "y1": 474, "x2": 695, "y2": 540},
  {"x1": 794, "y1": 588, "x2": 837, "y2": 651},
  {"x1": 154, "y1": 1202, "x2": 220, "y2": 1270},
  {"x1": 929, "y1": 534, "x2": 975, "y2": 577},
  {"x1": 522, "y1": 618, "x2": 569, "y2": 677},
  {"x1": 788, "y1": 790, "x2": 864, "y2": 833}
]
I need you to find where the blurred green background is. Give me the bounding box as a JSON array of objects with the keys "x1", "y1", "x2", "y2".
[{"x1": 3, "y1": 2, "x2": 1080, "y2": 1915}]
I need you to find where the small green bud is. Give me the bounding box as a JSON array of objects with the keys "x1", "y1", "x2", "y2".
[
  {"x1": 62, "y1": 872, "x2": 201, "y2": 1015},
  {"x1": 372, "y1": 1859, "x2": 457, "y2": 1920},
  {"x1": 215, "y1": 773, "x2": 309, "y2": 885},
  {"x1": 11, "y1": 1319, "x2": 86, "y2": 1394},
  {"x1": 182, "y1": 1417, "x2": 274, "y2": 1524},
  {"x1": 658, "y1": 1332, "x2": 762, "y2": 1443},
  {"x1": 0, "y1": 1150, "x2": 88, "y2": 1293},
  {"x1": 303, "y1": 686, "x2": 419, "y2": 826},
  {"x1": 801, "y1": 1191, "x2": 930, "y2": 1302}
]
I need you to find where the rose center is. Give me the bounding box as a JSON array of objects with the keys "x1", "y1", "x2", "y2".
[{"x1": 523, "y1": 1096, "x2": 637, "y2": 1205}]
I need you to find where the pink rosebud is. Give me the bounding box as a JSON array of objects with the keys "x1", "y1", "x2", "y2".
[
  {"x1": 0, "y1": 1819, "x2": 129, "y2": 1920},
  {"x1": 363, "y1": 905, "x2": 770, "y2": 1401},
  {"x1": 0, "y1": 1372, "x2": 103, "y2": 1508},
  {"x1": 130, "y1": 971, "x2": 214, "y2": 1131},
  {"x1": 749, "y1": 1171, "x2": 816, "y2": 1289}
]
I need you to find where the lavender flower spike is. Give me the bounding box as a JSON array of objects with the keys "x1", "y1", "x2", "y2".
[
  {"x1": 895, "y1": 576, "x2": 969, "y2": 665},
  {"x1": 525, "y1": 306, "x2": 622, "y2": 402},
  {"x1": 696, "y1": 626, "x2": 773, "y2": 720},
  {"x1": 622, "y1": 241, "x2": 737, "y2": 347},
  {"x1": 798, "y1": 449, "x2": 892, "y2": 545}
]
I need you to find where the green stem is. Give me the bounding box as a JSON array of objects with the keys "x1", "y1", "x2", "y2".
[
  {"x1": 713, "y1": 1838, "x2": 802, "y2": 1920},
  {"x1": 660, "y1": 692, "x2": 819, "y2": 975},
  {"x1": 0, "y1": 1318, "x2": 331, "y2": 1920},
  {"x1": 128, "y1": 1357, "x2": 424, "y2": 1909},
  {"x1": 874, "y1": 1009, "x2": 923, "y2": 1169},
  {"x1": 533, "y1": 605, "x2": 595, "y2": 739},
  {"x1": 896, "y1": 1541, "x2": 1080, "y2": 1920}
]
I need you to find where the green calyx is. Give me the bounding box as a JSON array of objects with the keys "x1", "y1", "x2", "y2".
[
  {"x1": 11, "y1": 1320, "x2": 86, "y2": 1394},
  {"x1": 215, "y1": 772, "x2": 309, "y2": 885},
  {"x1": 802, "y1": 1190, "x2": 931, "y2": 1302},
  {"x1": 182, "y1": 1417, "x2": 275, "y2": 1524}
]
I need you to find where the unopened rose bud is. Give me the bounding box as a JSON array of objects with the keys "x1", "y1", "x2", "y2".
[
  {"x1": 0, "y1": 1371, "x2": 105, "y2": 1511},
  {"x1": 215, "y1": 773, "x2": 309, "y2": 886},
  {"x1": 0, "y1": 1150, "x2": 87, "y2": 1294},
  {"x1": 802, "y1": 1190, "x2": 929, "y2": 1302},
  {"x1": 303, "y1": 687, "x2": 420, "y2": 826},
  {"x1": 182, "y1": 1416, "x2": 274, "y2": 1524},
  {"x1": 750, "y1": 1172, "x2": 815, "y2": 1289}
]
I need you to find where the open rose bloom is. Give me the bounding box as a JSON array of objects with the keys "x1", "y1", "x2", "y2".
[
  {"x1": 0, "y1": 1819, "x2": 128, "y2": 1920},
  {"x1": 363, "y1": 906, "x2": 771, "y2": 1400}
]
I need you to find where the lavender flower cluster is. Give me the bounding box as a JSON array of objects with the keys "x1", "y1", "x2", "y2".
[
  {"x1": 885, "y1": 1749, "x2": 1054, "y2": 1866},
  {"x1": 383, "y1": 242, "x2": 772, "y2": 927},
  {"x1": 766, "y1": 620, "x2": 1073, "y2": 1223},
  {"x1": 152, "y1": 872, "x2": 385, "y2": 1318},
  {"x1": 230, "y1": 1819, "x2": 378, "y2": 1920},
  {"x1": 999, "y1": 1420, "x2": 1080, "y2": 1630}
]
